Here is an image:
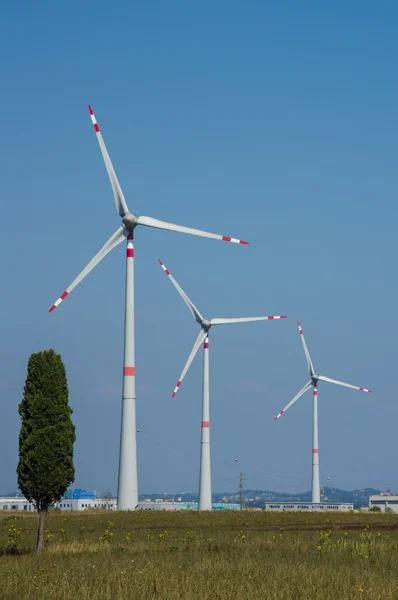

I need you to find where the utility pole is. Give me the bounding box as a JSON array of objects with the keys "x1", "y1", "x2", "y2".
[{"x1": 239, "y1": 473, "x2": 246, "y2": 511}]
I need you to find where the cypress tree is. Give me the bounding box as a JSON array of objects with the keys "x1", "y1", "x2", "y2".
[{"x1": 17, "y1": 350, "x2": 76, "y2": 553}]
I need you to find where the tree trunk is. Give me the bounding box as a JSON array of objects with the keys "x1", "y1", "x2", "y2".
[{"x1": 36, "y1": 508, "x2": 47, "y2": 553}]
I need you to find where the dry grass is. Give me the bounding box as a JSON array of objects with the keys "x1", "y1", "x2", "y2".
[{"x1": 0, "y1": 510, "x2": 397, "y2": 599}]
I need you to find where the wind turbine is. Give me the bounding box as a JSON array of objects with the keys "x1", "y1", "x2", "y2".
[
  {"x1": 48, "y1": 106, "x2": 249, "y2": 510},
  {"x1": 158, "y1": 259, "x2": 286, "y2": 510},
  {"x1": 274, "y1": 322, "x2": 372, "y2": 504}
]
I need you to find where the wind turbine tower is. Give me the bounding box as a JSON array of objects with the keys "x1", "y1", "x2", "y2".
[
  {"x1": 274, "y1": 322, "x2": 372, "y2": 503},
  {"x1": 159, "y1": 259, "x2": 286, "y2": 510},
  {"x1": 49, "y1": 106, "x2": 249, "y2": 510}
]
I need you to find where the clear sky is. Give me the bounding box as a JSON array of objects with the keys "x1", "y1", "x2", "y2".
[{"x1": 0, "y1": 0, "x2": 397, "y2": 496}]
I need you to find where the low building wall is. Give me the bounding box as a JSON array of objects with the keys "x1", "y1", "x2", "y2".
[
  {"x1": 264, "y1": 502, "x2": 354, "y2": 511},
  {"x1": 369, "y1": 495, "x2": 398, "y2": 513}
]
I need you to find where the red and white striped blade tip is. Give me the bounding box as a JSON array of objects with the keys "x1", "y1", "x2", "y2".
[
  {"x1": 88, "y1": 105, "x2": 100, "y2": 132},
  {"x1": 221, "y1": 236, "x2": 249, "y2": 245},
  {"x1": 267, "y1": 316, "x2": 287, "y2": 320},
  {"x1": 359, "y1": 387, "x2": 372, "y2": 393},
  {"x1": 158, "y1": 259, "x2": 170, "y2": 275},
  {"x1": 171, "y1": 381, "x2": 181, "y2": 398},
  {"x1": 274, "y1": 410, "x2": 284, "y2": 421},
  {"x1": 48, "y1": 291, "x2": 69, "y2": 313}
]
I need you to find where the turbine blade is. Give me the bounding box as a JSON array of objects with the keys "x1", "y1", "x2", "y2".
[
  {"x1": 274, "y1": 380, "x2": 312, "y2": 420},
  {"x1": 88, "y1": 106, "x2": 129, "y2": 217},
  {"x1": 158, "y1": 260, "x2": 203, "y2": 323},
  {"x1": 137, "y1": 215, "x2": 249, "y2": 245},
  {"x1": 317, "y1": 375, "x2": 372, "y2": 393},
  {"x1": 171, "y1": 329, "x2": 207, "y2": 398},
  {"x1": 211, "y1": 316, "x2": 287, "y2": 325},
  {"x1": 48, "y1": 226, "x2": 126, "y2": 312},
  {"x1": 298, "y1": 322, "x2": 315, "y2": 375}
]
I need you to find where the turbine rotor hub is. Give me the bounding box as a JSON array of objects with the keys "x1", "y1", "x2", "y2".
[
  {"x1": 201, "y1": 319, "x2": 212, "y2": 331},
  {"x1": 122, "y1": 212, "x2": 138, "y2": 231}
]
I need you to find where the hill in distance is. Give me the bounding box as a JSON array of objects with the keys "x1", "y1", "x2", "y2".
[{"x1": 140, "y1": 487, "x2": 384, "y2": 507}]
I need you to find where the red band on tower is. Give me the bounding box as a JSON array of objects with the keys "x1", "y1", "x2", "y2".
[{"x1": 123, "y1": 367, "x2": 135, "y2": 376}]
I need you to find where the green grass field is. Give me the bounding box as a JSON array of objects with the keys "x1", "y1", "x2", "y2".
[{"x1": 1, "y1": 510, "x2": 398, "y2": 599}]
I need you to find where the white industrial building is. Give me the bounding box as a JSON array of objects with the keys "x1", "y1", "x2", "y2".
[
  {"x1": 137, "y1": 501, "x2": 240, "y2": 511},
  {"x1": 57, "y1": 498, "x2": 116, "y2": 511},
  {"x1": 264, "y1": 502, "x2": 354, "y2": 511},
  {"x1": 369, "y1": 495, "x2": 398, "y2": 512},
  {"x1": 0, "y1": 497, "x2": 36, "y2": 511},
  {"x1": 0, "y1": 496, "x2": 116, "y2": 512},
  {"x1": 0, "y1": 497, "x2": 241, "y2": 512}
]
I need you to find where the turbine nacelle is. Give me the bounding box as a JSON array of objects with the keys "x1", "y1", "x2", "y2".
[
  {"x1": 201, "y1": 319, "x2": 212, "y2": 332},
  {"x1": 122, "y1": 212, "x2": 138, "y2": 231}
]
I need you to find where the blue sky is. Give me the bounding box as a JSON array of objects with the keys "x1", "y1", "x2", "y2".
[{"x1": 0, "y1": 0, "x2": 397, "y2": 496}]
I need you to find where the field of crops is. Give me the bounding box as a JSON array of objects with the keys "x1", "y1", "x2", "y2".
[{"x1": 1, "y1": 510, "x2": 398, "y2": 599}]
